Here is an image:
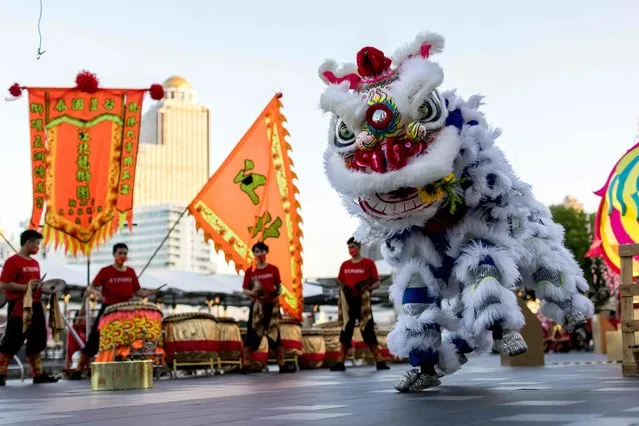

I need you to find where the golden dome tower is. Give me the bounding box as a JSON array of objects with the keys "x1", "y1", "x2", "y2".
[{"x1": 162, "y1": 75, "x2": 196, "y2": 103}]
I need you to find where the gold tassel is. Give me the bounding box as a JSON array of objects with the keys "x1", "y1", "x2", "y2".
[
  {"x1": 338, "y1": 287, "x2": 350, "y2": 332},
  {"x1": 22, "y1": 282, "x2": 33, "y2": 334},
  {"x1": 359, "y1": 290, "x2": 373, "y2": 330},
  {"x1": 48, "y1": 293, "x2": 64, "y2": 344}
]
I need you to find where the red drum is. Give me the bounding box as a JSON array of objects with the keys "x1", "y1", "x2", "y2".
[
  {"x1": 321, "y1": 328, "x2": 342, "y2": 368},
  {"x1": 376, "y1": 327, "x2": 392, "y2": 361},
  {"x1": 162, "y1": 312, "x2": 219, "y2": 364},
  {"x1": 216, "y1": 317, "x2": 242, "y2": 361},
  {"x1": 299, "y1": 328, "x2": 325, "y2": 369},
  {"x1": 279, "y1": 319, "x2": 303, "y2": 358}
]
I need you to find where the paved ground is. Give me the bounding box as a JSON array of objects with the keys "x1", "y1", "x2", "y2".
[{"x1": 1, "y1": 353, "x2": 639, "y2": 426}]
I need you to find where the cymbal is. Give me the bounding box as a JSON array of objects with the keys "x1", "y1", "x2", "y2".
[{"x1": 40, "y1": 279, "x2": 67, "y2": 294}]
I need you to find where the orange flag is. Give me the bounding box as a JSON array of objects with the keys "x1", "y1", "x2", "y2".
[
  {"x1": 11, "y1": 71, "x2": 164, "y2": 255},
  {"x1": 189, "y1": 94, "x2": 304, "y2": 319}
]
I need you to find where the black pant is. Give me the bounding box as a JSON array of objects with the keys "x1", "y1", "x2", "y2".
[
  {"x1": 339, "y1": 293, "x2": 378, "y2": 348},
  {"x1": 245, "y1": 301, "x2": 280, "y2": 352},
  {"x1": 0, "y1": 300, "x2": 47, "y2": 357},
  {"x1": 81, "y1": 304, "x2": 110, "y2": 358}
]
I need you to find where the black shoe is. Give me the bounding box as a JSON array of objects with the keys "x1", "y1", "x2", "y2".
[
  {"x1": 0, "y1": 374, "x2": 5, "y2": 386},
  {"x1": 278, "y1": 365, "x2": 291, "y2": 374},
  {"x1": 33, "y1": 373, "x2": 59, "y2": 384},
  {"x1": 68, "y1": 371, "x2": 83, "y2": 381},
  {"x1": 330, "y1": 362, "x2": 346, "y2": 372},
  {"x1": 240, "y1": 366, "x2": 251, "y2": 375},
  {"x1": 279, "y1": 364, "x2": 297, "y2": 374},
  {"x1": 376, "y1": 361, "x2": 390, "y2": 370}
]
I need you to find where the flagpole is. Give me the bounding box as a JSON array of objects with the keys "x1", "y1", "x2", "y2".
[
  {"x1": 0, "y1": 230, "x2": 17, "y2": 253},
  {"x1": 138, "y1": 205, "x2": 189, "y2": 278}
]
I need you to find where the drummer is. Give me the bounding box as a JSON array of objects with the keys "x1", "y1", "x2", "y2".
[
  {"x1": 0, "y1": 229, "x2": 59, "y2": 385},
  {"x1": 330, "y1": 237, "x2": 390, "y2": 372},
  {"x1": 242, "y1": 242, "x2": 295, "y2": 374},
  {"x1": 70, "y1": 243, "x2": 156, "y2": 379}
]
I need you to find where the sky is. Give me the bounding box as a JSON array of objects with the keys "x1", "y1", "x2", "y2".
[{"x1": 0, "y1": 0, "x2": 638, "y2": 278}]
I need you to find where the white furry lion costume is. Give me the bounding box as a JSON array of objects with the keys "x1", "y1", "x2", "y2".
[{"x1": 318, "y1": 32, "x2": 594, "y2": 392}]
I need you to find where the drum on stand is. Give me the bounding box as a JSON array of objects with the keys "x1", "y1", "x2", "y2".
[
  {"x1": 250, "y1": 336, "x2": 270, "y2": 371},
  {"x1": 215, "y1": 317, "x2": 243, "y2": 369},
  {"x1": 163, "y1": 312, "x2": 219, "y2": 366},
  {"x1": 376, "y1": 327, "x2": 392, "y2": 362},
  {"x1": 279, "y1": 319, "x2": 303, "y2": 359},
  {"x1": 299, "y1": 328, "x2": 326, "y2": 369},
  {"x1": 96, "y1": 301, "x2": 163, "y2": 364},
  {"x1": 352, "y1": 327, "x2": 373, "y2": 364},
  {"x1": 321, "y1": 328, "x2": 342, "y2": 368}
]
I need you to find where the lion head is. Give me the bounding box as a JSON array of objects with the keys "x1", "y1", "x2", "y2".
[{"x1": 319, "y1": 32, "x2": 467, "y2": 228}]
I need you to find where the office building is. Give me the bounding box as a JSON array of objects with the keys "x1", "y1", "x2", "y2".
[{"x1": 136, "y1": 76, "x2": 211, "y2": 206}]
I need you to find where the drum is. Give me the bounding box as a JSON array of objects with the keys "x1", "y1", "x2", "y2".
[
  {"x1": 163, "y1": 312, "x2": 219, "y2": 364},
  {"x1": 279, "y1": 319, "x2": 303, "y2": 358},
  {"x1": 215, "y1": 317, "x2": 242, "y2": 361},
  {"x1": 250, "y1": 336, "x2": 270, "y2": 371},
  {"x1": 322, "y1": 328, "x2": 342, "y2": 368},
  {"x1": 239, "y1": 327, "x2": 269, "y2": 371},
  {"x1": 96, "y1": 302, "x2": 163, "y2": 363},
  {"x1": 352, "y1": 327, "x2": 372, "y2": 362},
  {"x1": 299, "y1": 328, "x2": 325, "y2": 369},
  {"x1": 376, "y1": 327, "x2": 392, "y2": 361}
]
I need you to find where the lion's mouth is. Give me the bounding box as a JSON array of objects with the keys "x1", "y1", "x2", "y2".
[
  {"x1": 345, "y1": 131, "x2": 440, "y2": 174},
  {"x1": 358, "y1": 187, "x2": 433, "y2": 218}
]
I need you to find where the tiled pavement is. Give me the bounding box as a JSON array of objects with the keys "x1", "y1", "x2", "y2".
[{"x1": 1, "y1": 353, "x2": 639, "y2": 426}]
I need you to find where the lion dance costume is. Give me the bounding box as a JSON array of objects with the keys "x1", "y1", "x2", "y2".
[{"x1": 317, "y1": 32, "x2": 594, "y2": 392}]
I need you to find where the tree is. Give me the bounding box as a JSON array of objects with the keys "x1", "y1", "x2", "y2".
[{"x1": 549, "y1": 204, "x2": 613, "y2": 312}]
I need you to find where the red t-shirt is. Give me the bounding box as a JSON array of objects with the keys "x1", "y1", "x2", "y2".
[
  {"x1": 338, "y1": 258, "x2": 378, "y2": 297},
  {"x1": 0, "y1": 254, "x2": 42, "y2": 302},
  {"x1": 93, "y1": 265, "x2": 141, "y2": 305},
  {"x1": 243, "y1": 264, "x2": 281, "y2": 302}
]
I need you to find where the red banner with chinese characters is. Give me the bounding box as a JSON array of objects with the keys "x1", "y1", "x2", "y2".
[
  {"x1": 188, "y1": 94, "x2": 304, "y2": 320},
  {"x1": 13, "y1": 71, "x2": 165, "y2": 255}
]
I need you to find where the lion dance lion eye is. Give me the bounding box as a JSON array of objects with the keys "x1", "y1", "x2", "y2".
[
  {"x1": 334, "y1": 119, "x2": 356, "y2": 148},
  {"x1": 418, "y1": 91, "x2": 443, "y2": 123}
]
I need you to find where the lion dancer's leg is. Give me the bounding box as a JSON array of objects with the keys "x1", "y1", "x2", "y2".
[
  {"x1": 451, "y1": 234, "x2": 527, "y2": 357},
  {"x1": 527, "y1": 245, "x2": 594, "y2": 332},
  {"x1": 532, "y1": 267, "x2": 593, "y2": 333},
  {"x1": 383, "y1": 231, "x2": 461, "y2": 392},
  {"x1": 442, "y1": 294, "x2": 472, "y2": 366},
  {"x1": 440, "y1": 293, "x2": 493, "y2": 373},
  {"x1": 518, "y1": 208, "x2": 594, "y2": 333}
]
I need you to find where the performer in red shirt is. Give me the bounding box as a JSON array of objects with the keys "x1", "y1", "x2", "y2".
[
  {"x1": 70, "y1": 243, "x2": 156, "y2": 379},
  {"x1": 241, "y1": 242, "x2": 294, "y2": 374},
  {"x1": 330, "y1": 237, "x2": 390, "y2": 372},
  {"x1": 0, "y1": 230, "x2": 59, "y2": 385}
]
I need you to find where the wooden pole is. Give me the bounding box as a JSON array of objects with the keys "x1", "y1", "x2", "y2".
[{"x1": 618, "y1": 243, "x2": 639, "y2": 377}]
